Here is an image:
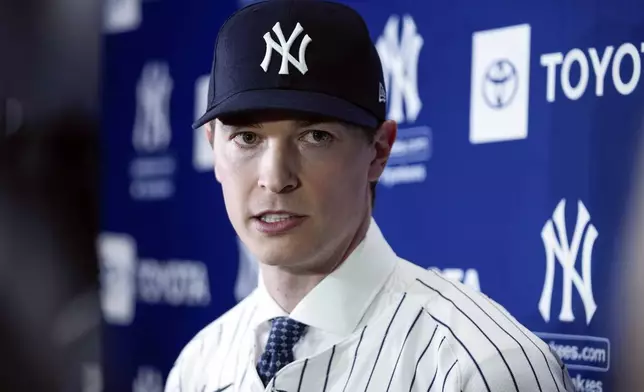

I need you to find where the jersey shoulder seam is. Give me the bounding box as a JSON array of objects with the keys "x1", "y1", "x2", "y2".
[{"x1": 419, "y1": 306, "x2": 464, "y2": 389}]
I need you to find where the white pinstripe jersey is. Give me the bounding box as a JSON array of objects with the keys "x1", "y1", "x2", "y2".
[{"x1": 165, "y1": 219, "x2": 574, "y2": 392}]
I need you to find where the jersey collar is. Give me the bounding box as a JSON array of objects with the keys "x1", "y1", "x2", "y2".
[{"x1": 251, "y1": 217, "x2": 397, "y2": 336}]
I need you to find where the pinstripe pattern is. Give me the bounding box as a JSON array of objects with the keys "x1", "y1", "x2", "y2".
[
  {"x1": 488, "y1": 298, "x2": 560, "y2": 391},
  {"x1": 427, "y1": 366, "x2": 438, "y2": 391},
  {"x1": 427, "y1": 270, "x2": 546, "y2": 392},
  {"x1": 342, "y1": 325, "x2": 366, "y2": 392},
  {"x1": 296, "y1": 359, "x2": 308, "y2": 392},
  {"x1": 164, "y1": 220, "x2": 573, "y2": 392},
  {"x1": 442, "y1": 360, "x2": 458, "y2": 392},
  {"x1": 364, "y1": 293, "x2": 406, "y2": 391},
  {"x1": 322, "y1": 345, "x2": 335, "y2": 392},
  {"x1": 408, "y1": 325, "x2": 437, "y2": 392},
  {"x1": 386, "y1": 308, "x2": 423, "y2": 392},
  {"x1": 417, "y1": 278, "x2": 518, "y2": 390}
]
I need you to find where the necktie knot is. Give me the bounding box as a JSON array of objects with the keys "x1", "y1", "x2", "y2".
[
  {"x1": 257, "y1": 317, "x2": 308, "y2": 386},
  {"x1": 270, "y1": 317, "x2": 307, "y2": 343}
]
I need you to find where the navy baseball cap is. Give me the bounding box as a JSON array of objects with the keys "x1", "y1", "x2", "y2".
[{"x1": 192, "y1": 0, "x2": 387, "y2": 130}]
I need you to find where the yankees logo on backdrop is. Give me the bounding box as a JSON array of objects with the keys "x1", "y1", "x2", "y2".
[
  {"x1": 376, "y1": 14, "x2": 423, "y2": 124},
  {"x1": 261, "y1": 22, "x2": 312, "y2": 75},
  {"x1": 132, "y1": 61, "x2": 173, "y2": 153},
  {"x1": 540, "y1": 199, "x2": 598, "y2": 325}
]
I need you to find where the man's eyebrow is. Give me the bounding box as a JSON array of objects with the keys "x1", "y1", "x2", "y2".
[
  {"x1": 220, "y1": 118, "x2": 336, "y2": 131},
  {"x1": 220, "y1": 121, "x2": 262, "y2": 131},
  {"x1": 295, "y1": 120, "x2": 334, "y2": 128}
]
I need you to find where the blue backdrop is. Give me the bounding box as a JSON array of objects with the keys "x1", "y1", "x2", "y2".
[{"x1": 100, "y1": 0, "x2": 644, "y2": 391}]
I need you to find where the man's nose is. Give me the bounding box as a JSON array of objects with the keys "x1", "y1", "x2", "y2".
[{"x1": 257, "y1": 142, "x2": 299, "y2": 194}]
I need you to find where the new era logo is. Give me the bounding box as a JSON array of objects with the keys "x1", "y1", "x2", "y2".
[
  {"x1": 379, "y1": 82, "x2": 386, "y2": 103},
  {"x1": 469, "y1": 24, "x2": 531, "y2": 144}
]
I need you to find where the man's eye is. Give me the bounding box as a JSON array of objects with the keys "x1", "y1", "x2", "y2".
[
  {"x1": 234, "y1": 132, "x2": 258, "y2": 145},
  {"x1": 303, "y1": 130, "x2": 333, "y2": 144}
]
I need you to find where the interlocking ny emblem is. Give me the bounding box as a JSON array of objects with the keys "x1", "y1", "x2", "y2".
[
  {"x1": 376, "y1": 15, "x2": 423, "y2": 124},
  {"x1": 132, "y1": 61, "x2": 173, "y2": 153},
  {"x1": 261, "y1": 22, "x2": 312, "y2": 75},
  {"x1": 539, "y1": 199, "x2": 598, "y2": 325}
]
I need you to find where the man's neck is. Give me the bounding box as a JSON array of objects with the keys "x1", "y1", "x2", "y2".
[{"x1": 260, "y1": 214, "x2": 372, "y2": 313}]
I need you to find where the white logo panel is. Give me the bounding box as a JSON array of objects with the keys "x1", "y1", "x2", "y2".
[
  {"x1": 193, "y1": 75, "x2": 213, "y2": 172},
  {"x1": 470, "y1": 24, "x2": 531, "y2": 144},
  {"x1": 99, "y1": 233, "x2": 138, "y2": 326},
  {"x1": 540, "y1": 199, "x2": 598, "y2": 325},
  {"x1": 104, "y1": 0, "x2": 142, "y2": 34}
]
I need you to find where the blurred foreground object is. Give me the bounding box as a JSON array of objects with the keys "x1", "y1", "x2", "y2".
[
  {"x1": 0, "y1": 112, "x2": 101, "y2": 392},
  {"x1": 612, "y1": 112, "x2": 644, "y2": 391},
  {"x1": 0, "y1": 0, "x2": 101, "y2": 388}
]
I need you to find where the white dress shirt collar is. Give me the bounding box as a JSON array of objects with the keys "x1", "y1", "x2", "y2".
[{"x1": 251, "y1": 217, "x2": 397, "y2": 336}]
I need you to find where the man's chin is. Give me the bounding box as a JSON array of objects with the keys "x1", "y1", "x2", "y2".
[
  {"x1": 256, "y1": 253, "x2": 303, "y2": 268},
  {"x1": 246, "y1": 228, "x2": 300, "y2": 252},
  {"x1": 250, "y1": 244, "x2": 308, "y2": 268}
]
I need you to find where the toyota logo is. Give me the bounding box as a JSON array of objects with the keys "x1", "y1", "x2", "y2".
[{"x1": 483, "y1": 59, "x2": 518, "y2": 109}]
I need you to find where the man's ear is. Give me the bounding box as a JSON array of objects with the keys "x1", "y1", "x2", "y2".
[
  {"x1": 368, "y1": 120, "x2": 397, "y2": 182},
  {"x1": 205, "y1": 121, "x2": 221, "y2": 183},
  {"x1": 205, "y1": 121, "x2": 214, "y2": 147}
]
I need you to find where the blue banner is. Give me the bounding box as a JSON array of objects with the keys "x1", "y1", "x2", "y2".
[{"x1": 101, "y1": 1, "x2": 644, "y2": 391}]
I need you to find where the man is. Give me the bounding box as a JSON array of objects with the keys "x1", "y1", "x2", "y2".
[{"x1": 166, "y1": 1, "x2": 574, "y2": 391}]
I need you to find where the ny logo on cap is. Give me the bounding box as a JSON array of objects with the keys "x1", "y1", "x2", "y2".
[{"x1": 261, "y1": 22, "x2": 312, "y2": 75}]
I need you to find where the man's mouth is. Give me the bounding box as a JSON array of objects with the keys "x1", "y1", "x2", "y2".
[
  {"x1": 254, "y1": 211, "x2": 306, "y2": 223},
  {"x1": 252, "y1": 212, "x2": 307, "y2": 234},
  {"x1": 258, "y1": 213, "x2": 297, "y2": 223}
]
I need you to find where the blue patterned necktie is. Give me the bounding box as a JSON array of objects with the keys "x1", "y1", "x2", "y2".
[{"x1": 256, "y1": 317, "x2": 309, "y2": 386}]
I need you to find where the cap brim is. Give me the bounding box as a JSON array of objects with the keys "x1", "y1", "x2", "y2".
[{"x1": 192, "y1": 89, "x2": 379, "y2": 130}]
